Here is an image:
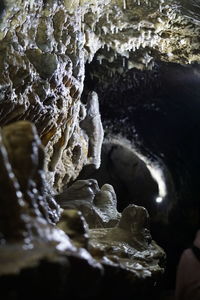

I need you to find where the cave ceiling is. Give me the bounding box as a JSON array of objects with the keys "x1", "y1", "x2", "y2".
[
  {"x1": 0, "y1": 0, "x2": 200, "y2": 191},
  {"x1": 0, "y1": 1, "x2": 200, "y2": 298}
]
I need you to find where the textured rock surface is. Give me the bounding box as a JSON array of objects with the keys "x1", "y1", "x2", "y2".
[
  {"x1": 58, "y1": 185, "x2": 165, "y2": 295},
  {"x1": 0, "y1": 121, "x2": 103, "y2": 300},
  {"x1": 0, "y1": 120, "x2": 71, "y2": 274},
  {"x1": 58, "y1": 209, "x2": 89, "y2": 248},
  {"x1": 89, "y1": 60, "x2": 200, "y2": 290},
  {"x1": 79, "y1": 139, "x2": 165, "y2": 215},
  {"x1": 0, "y1": 0, "x2": 105, "y2": 191},
  {"x1": 89, "y1": 204, "x2": 165, "y2": 281},
  {"x1": 0, "y1": 121, "x2": 60, "y2": 241},
  {"x1": 0, "y1": 0, "x2": 200, "y2": 191},
  {"x1": 0, "y1": 125, "x2": 164, "y2": 298},
  {"x1": 57, "y1": 176, "x2": 165, "y2": 291},
  {"x1": 1, "y1": 0, "x2": 199, "y2": 298},
  {"x1": 58, "y1": 203, "x2": 165, "y2": 296},
  {"x1": 57, "y1": 179, "x2": 121, "y2": 228}
]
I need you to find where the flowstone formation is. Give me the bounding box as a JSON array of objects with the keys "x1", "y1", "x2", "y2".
[
  {"x1": 0, "y1": 0, "x2": 106, "y2": 192},
  {"x1": 57, "y1": 180, "x2": 165, "y2": 298},
  {"x1": 0, "y1": 122, "x2": 165, "y2": 299},
  {"x1": 0, "y1": 121, "x2": 103, "y2": 299},
  {"x1": 57, "y1": 179, "x2": 121, "y2": 228},
  {"x1": 0, "y1": 0, "x2": 200, "y2": 298}
]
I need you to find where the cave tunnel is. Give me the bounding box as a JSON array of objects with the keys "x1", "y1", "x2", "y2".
[
  {"x1": 80, "y1": 57, "x2": 200, "y2": 293},
  {"x1": 1, "y1": 1, "x2": 200, "y2": 300}
]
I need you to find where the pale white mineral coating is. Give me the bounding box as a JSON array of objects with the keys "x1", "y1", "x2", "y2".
[
  {"x1": 0, "y1": 0, "x2": 199, "y2": 190},
  {"x1": 57, "y1": 179, "x2": 121, "y2": 227},
  {"x1": 80, "y1": 91, "x2": 104, "y2": 170}
]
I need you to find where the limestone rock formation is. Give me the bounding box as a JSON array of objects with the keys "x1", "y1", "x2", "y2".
[
  {"x1": 57, "y1": 185, "x2": 165, "y2": 297},
  {"x1": 79, "y1": 139, "x2": 163, "y2": 214},
  {"x1": 1, "y1": 0, "x2": 199, "y2": 298},
  {"x1": 0, "y1": 121, "x2": 103, "y2": 300},
  {"x1": 58, "y1": 209, "x2": 89, "y2": 248},
  {"x1": 57, "y1": 179, "x2": 121, "y2": 228},
  {"x1": 56, "y1": 175, "x2": 166, "y2": 294},
  {"x1": 0, "y1": 121, "x2": 60, "y2": 242},
  {"x1": 0, "y1": 120, "x2": 164, "y2": 299},
  {"x1": 0, "y1": 0, "x2": 105, "y2": 191},
  {"x1": 0, "y1": 120, "x2": 70, "y2": 275},
  {"x1": 80, "y1": 91, "x2": 104, "y2": 170},
  {"x1": 0, "y1": 0, "x2": 200, "y2": 191},
  {"x1": 89, "y1": 204, "x2": 165, "y2": 279},
  {"x1": 58, "y1": 202, "x2": 165, "y2": 297}
]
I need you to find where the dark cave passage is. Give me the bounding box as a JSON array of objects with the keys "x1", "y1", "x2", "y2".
[
  {"x1": 81, "y1": 59, "x2": 200, "y2": 291},
  {"x1": 83, "y1": 59, "x2": 200, "y2": 222}
]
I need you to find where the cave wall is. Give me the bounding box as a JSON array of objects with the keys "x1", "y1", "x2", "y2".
[
  {"x1": 0, "y1": 0, "x2": 200, "y2": 192},
  {"x1": 0, "y1": 1, "x2": 200, "y2": 298}
]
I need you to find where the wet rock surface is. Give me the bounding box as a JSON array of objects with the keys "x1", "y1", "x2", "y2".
[
  {"x1": 84, "y1": 59, "x2": 200, "y2": 289},
  {"x1": 78, "y1": 139, "x2": 165, "y2": 215},
  {"x1": 57, "y1": 181, "x2": 165, "y2": 299},
  {"x1": 0, "y1": 120, "x2": 60, "y2": 242},
  {"x1": 0, "y1": 0, "x2": 105, "y2": 191},
  {"x1": 57, "y1": 179, "x2": 121, "y2": 228},
  {"x1": 1, "y1": 0, "x2": 200, "y2": 299},
  {"x1": 0, "y1": 121, "x2": 103, "y2": 299},
  {"x1": 89, "y1": 204, "x2": 165, "y2": 277},
  {"x1": 0, "y1": 124, "x2": 165, "y2": 299},
  {"x1": 0, "y1": 0, "x2": 200, "y2": 191}
]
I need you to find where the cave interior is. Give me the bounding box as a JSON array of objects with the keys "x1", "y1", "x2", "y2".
[{"x1": 0, "y1": 0, "x2": 200, "y2": 299}]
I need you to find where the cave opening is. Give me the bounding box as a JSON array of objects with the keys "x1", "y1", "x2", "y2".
[{"x1": 80, "y1": 55, "x2": 200, "y2": 293}]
